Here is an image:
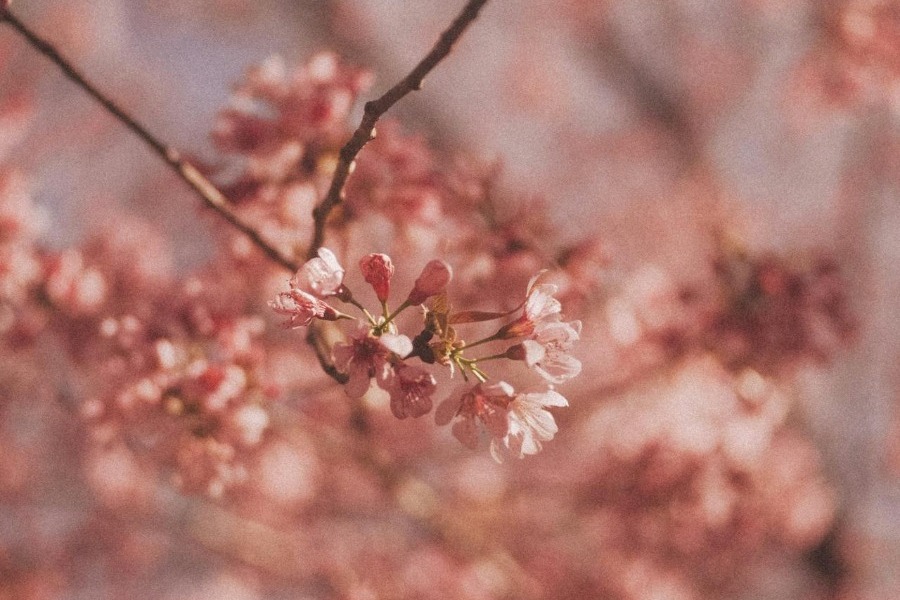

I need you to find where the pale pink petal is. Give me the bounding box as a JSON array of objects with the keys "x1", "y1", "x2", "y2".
[
  {"x1": 534, "y1": 353, "x2": 582, "y2": 384},
  {"x1": 434, "y1": 391, "x2": 462, "y2": 426},
  {"x1": 332, "y1": 341, "x2": 355, "y2": 371},
  {"x1": 524, "y1": 283, "x2": 562, "y2": 323},
  {"x1": 452, "y1": 417, "x2": 480, "y2": 449},
  {"x1": 293, "y1": 247, "x2": 345, "y2": 297},
  {"x1": 387, "y1": 364, "x2": 436, "y2": 419},
  {"x1": 519, "y1": 339, "x2": 547, "y2": 366},
  {"x1": 344, "y1": 364, "x2": 371, "y2": 398},
  {"x1": 379, "y1": 332, "x2": 413, "y2": 357},
  {"x1": 533, "y1": 389, "x2": 568, "y2": 408}
]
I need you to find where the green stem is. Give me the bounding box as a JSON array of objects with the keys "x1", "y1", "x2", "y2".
[
  {"x1": 345, "y1": 297, "x2": 377, "y2": 326},
  {"x1": 376, "y1": 300, "x2": 411, "y2": 334},
  {"x1": 458, "y1": 331, "x2": 503, "y2": 351},
  {"x1": 467, "y1": 352, "x2": 507, "y2": 363}
]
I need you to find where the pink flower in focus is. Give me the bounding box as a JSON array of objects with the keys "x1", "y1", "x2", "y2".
[
  {"x1": 435, "y1": 381, "x2": 514, "y2": 449},
  {"x1": 495, "y1": 389, "x2": 568, "y2": 461},
  {"x1": 500, "y1": 274, "x2": 563, "y2": 338},
  {"x1": 406, "y1": 259, "x2": 452, "y2": 305},
  {"x1": 359, "y1": 253, "x2": 394, "y2": 303},
  {"x1": 332, "y1": 327, "x2": 413, "y2": 397},
  {"x1": 292, "y1": 247, "x2": 345, "y2": 298},
  {"x1": 386, "y1": 363, "x2": 436, "y2": 419},
  {"x1": 516, "y1": 320, "x2": 583, "y2": 384},
  {"x1": 269, "y1": 288, "x2": 337, "y2": 328}
]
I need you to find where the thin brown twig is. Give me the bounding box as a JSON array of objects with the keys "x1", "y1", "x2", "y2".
[
  {"x1": 2, "y1": 1, "x2": 490, "y2": 384},
  {"x1": 0, "y1": 9, "x2": 300, "y2": 272},
  {"x1": 306, "y1": 0, "x2": 490, "y2": 259}
]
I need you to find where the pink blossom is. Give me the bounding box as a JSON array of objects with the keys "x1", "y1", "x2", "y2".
[
  {"x1": 386, "y1": 363, "x2": 437, "y2": 419},
  {"x1": 269, "y1": 288, "x2": 337, "y2": 328},
  {"x1": 359, "y1": 253, "x2": 394, "y2": 303},
  {"x1": 332, "y1": 327, "x2": 413, "y2": 397},
  {"x1": 292, "y1": 247, "x2": 345, "y2": 298},
  {"x1": 406, "y1": 259, "x2": 452, "y2": 305},
  {"x1": 494, "y1": 389, "x2": 568, "y2": 461},
  {"x1": 435, "y1": 381, "x2": 515, "y2": 449},
  {"x1": 516, "y1": 320, "x2": 582, "y2": 384},
  {"x1": 499, "y1": 274, "x2": 563, "y2": 338}
]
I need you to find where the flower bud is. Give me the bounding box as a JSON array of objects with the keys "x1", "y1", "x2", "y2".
[
  {"x1": 406, "y1": 260, "x2": 452, "y2": 305},
  {"x1": 359, "y1": 253, "x2": 394, "y2": 303}
]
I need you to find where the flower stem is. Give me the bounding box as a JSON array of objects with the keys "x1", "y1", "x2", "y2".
[
  {"x1": 376, "y1": 300, "x2": 411, "y2": 334},
  {"x1": 346, "y1": 297, "x2": 377, "y2": 326},
  {"x1": 458, "y1": 331, "x2": 503, "y2": 351}
]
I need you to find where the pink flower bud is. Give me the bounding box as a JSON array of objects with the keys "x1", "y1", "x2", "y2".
[
  {"x1": 359, "y1": 253, "x2": 394, "y2": 303},
  {"x1": 406, "y1": 260, "x2": 452, "y2": 305}
]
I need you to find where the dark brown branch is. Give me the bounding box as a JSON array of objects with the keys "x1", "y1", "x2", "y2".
[
  {"x1": 307, "y1": 0, "x2": 490, "y2": 259},
  {"x1": 1, "y1": 9, "x2": 300, "y2": 273},
  {"x1": 306, "y1": 322, "x2": 349, "y2": 385}
]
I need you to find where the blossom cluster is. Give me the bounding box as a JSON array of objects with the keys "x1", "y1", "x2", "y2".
[
  {"x1": 33, "y1": 222, "x2": 278, "y2": 498},
  {"x1": 210, "y1": 54, "x2": 606, "y2": 311},
  {"x1": 271, "y1": 247, "x2": 581, "y2": 460},
  {"x1": 798, "y1": 0, "x2": 900, "y2": 110}
]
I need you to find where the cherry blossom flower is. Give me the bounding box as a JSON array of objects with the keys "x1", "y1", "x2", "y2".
[
  {"x1": 269, "y1": 287, "x2": 338, "y2": 328},
  {"x1": 435, "y1": 381, "x2": 515, "y2": 449},
  {"x1": 494, "y1": 389, "x2": 568, "y2": 461},
  {"x1": 386, "y1": 363, "x2": 437, "y2": 419},
  {"x1": 406, "y1": 259, "x2": 452, "y2": 305},
  {"x1": 499, "y1": 274, "x2": 563, "y2": 338},
  {"x1": 512, "y1": 319, "x2": 583, "y2": 384},
  {"x1": 359, "y1": 253, "x2": 394, "y2": 303},
  {"x1": 332, "y1": 327, "x2": 413, "y2": 397},
  {"x1": 292, "y1": 247, "x2": 345, "y2": 298}
]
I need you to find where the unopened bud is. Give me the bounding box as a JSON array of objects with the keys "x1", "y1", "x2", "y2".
[
  {"x1": 359, "y1": 253, "x2": 394, "y2": 303},
  {"x1": 406, "y1": 260, "x2": 452, "y2": 305}
]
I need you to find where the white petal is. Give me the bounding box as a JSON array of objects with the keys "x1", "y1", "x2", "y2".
[{"x1": 379, "y1": 333, "x2": 413, "y2": 357}]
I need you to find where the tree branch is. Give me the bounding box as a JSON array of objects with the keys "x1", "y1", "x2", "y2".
[
  {"x1": 307, "y1": 0, "x2": 490, "y2": 259},
  {"x1": 0, "y1": 9, "x2": 300, "y2": 272},
  {"x1": 1, "y1": 1, "x2": 491, "y2": 385}
]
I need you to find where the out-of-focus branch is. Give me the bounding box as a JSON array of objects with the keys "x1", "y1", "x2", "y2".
[
  {"x1": 594, "y1": 28, "x2": 702, "y2": 167},
  {"x1": 0, "y1": 9, "x2": 300, "y2": 273},
  {"x1": 307, "y1": 0, "x2": 491, "y2": 259}
]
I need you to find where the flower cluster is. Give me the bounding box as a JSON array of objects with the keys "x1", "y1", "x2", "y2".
[
  {"x1": 35, "y1": 221, "x2": 277, "y2": 498},
  {"x1": 0, "y1": 170, "x2": 45, "y2": 346},
  {"x1": 707, "y1": 248, "x2": 856, "y2": 373},
  {"x1": 271, "y1": 249, "x2": 581, "y2": 459},
  {"x1": 208, "y1": 53, "x2": 372, "y2": 259},
  {"x1": 796, "y1": 0, "x2": 900, "y2": 111}
]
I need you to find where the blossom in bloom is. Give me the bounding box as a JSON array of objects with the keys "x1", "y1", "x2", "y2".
[
  {"x1": 435, "y1": 381, "x2": 515, "y2": 449},
  {"x1": 359, "y1": 253, "x2": 394, "y2": 303},
  {"x1": 269, "y1": 287, "x2": 338, "y2": 328},
  {"x1": 332, "y1": 327, "x2": 413, "y2": 397},
  {"x1": 406, "y1": 259, "x2": 452, "y2": 305},
  {"x1": 499, "y1": 274, "x2": 563, "y2": 338},
  {"x1": 385, "y1": 363, "x2": 437, "y2": 419},
  {"x1": 494, "y1": 389, "x2": 568, "y2": 461},
  {"x1": 511, "y1": 319, "x2": 583, "y2": 384},
  {"x1": 292, "y1": 247, "x2": 345, "y2": 298}
]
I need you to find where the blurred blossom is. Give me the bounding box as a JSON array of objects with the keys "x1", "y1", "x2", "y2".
[{"x1": 0, "y1": 1, "x2": 892, "y2": 598}]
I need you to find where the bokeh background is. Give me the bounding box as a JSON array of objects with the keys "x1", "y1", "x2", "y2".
[{"x1": 1, "y1": 0, "x2": 899, "y2": 598}]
